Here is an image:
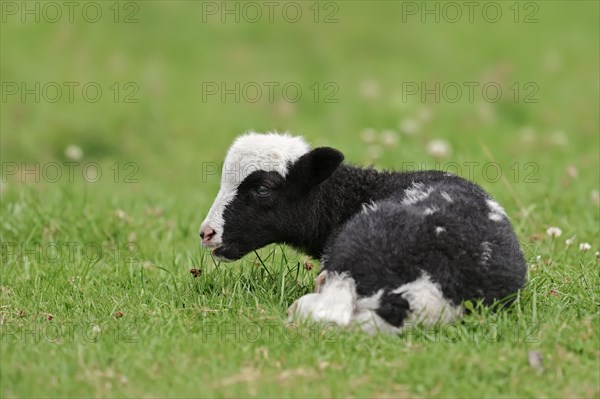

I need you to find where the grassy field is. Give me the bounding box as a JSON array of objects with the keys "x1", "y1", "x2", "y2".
[{"x1": 1, "y1": 1, "x2": 599, "y2": 397}]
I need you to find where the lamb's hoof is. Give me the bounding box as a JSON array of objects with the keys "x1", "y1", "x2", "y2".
[{"x1": 315, "y1": 271, "x2": 327, "y2": 293}]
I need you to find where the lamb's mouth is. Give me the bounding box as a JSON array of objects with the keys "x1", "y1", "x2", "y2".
[{"x1": 211, "y1": 245, "x2": 243, "y2": 262}]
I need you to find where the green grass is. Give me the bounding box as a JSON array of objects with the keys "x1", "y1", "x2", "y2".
[{"x1": 1, "y1": 1, "x2": 599, "y2": 398}]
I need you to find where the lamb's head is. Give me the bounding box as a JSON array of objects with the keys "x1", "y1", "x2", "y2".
[{"x1": 199, "y1": 132, "x2": 344, "y2": 261}]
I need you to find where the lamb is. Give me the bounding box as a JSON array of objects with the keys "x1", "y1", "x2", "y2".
[{"x1": 199, "y1": 132, "x2": 527, "y2": 334}]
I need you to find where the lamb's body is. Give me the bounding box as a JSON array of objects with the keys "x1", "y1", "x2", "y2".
[
  {"x1": 286, "y1": 165, "x2": 526, "y2": 332},
  {"x1": 200, "y1": 132, "x2": 527, "y2": 334}
]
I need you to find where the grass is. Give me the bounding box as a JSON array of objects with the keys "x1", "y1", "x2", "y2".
[{"x1": 1, "y1": 1, "x2": 599, "y2": 398}]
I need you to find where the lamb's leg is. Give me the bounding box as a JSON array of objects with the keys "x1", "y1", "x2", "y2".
[{"x1": 314, "y1": 271, "x2": 327, "y2": 293}]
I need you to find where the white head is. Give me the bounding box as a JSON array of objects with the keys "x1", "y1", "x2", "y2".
[{"x1": 200, "y1": 131, "x2": 344, "y2": 260}]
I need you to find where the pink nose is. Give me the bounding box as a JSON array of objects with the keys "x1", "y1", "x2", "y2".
[{"x1": 200, "y1": 226, "x2": 216, "y2": 245}]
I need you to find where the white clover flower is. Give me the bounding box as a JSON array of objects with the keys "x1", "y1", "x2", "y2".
[
  {"x1": 399, "y1": 118, "x2": 420, "y2": 135},
  {"x1": 426, "y1": 139, "x2": 452, "y2": 159},
  {"x1": 550, "y1": 131, "x2": 568, "y2": 146},
  {"x1": 477, "y1": 103, "x2": 495, "y2": 124},
  {"x1": 65, "y1": 145, "x2": 83, "y2": 161},
  {"x1": 566, "y1": 165, "x2": 578, "y2": 179},
  {"x1": 380, "y1": 129, "x2": 399, "y2": 147},
  {"x1": 358, "y1": 79, "x2": 380, "y2": 100},
  {"x1": 519, "y1": 126, "x2": 536, "y2": 144},
  {"x1": 360, "y1": 128, "x2": 377, "y2": 144},
  {"x1": 565, "y1": 237, "x2": 575, "y2": 246},
  {"x1": 275, "y1": 100, "x2": 295, "y2": 118},
  {"x1": 591, "y1": 190, "x2": 599, "y2": 205},
  {"x1": 416, "y1": 106, "x2": 433, "y2": 123},
  {"x1": 546, "y1": 227, "x2": 563, "y2": 238},
  {"x1": 115, "y1": 209, "x2": 127, "y2": 220},
  {"x1": 579, "y1": 243, "x2": 591, "y2": 251},
  {"x1": 127, "y1": 232, "x2": 137, "y2": 243},
  {"x1": 529, "y1": 263, "x2": 537, "y2": 271}
]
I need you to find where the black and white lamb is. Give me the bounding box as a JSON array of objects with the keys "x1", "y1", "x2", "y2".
[{"x1": 199, "y1": 132, "x2": 527, "y2": 334}]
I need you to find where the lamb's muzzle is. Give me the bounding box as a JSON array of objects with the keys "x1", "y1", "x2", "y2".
[{"x1": 199, "y1": 226, "x2": 216, "y2": 246}]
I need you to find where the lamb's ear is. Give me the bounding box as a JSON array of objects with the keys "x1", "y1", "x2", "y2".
[{"x1": 288, "y1": 147, "x2": 344, "y2": 190}]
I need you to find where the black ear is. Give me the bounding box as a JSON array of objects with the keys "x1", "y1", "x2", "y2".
[{"x1": 288, "y1": 147, "x2": 344, "y2": 190}]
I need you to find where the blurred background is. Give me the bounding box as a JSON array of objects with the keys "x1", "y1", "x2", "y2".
[
  {"x1": 1, "y1": 0, "x2": 598, "y2": 250},
  {"x1": 1, "y1": 2, "x2": 599, "y2": 397}
]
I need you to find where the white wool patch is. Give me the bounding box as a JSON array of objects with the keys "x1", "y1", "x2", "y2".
[
  {"x1": 290, "y1": 281, "x2": 400, "y2": 334},
  {"x1": 486, "y1": 199, "x2": 507, "y2": 222},
  {"x1": 200, "y1": 132, "x2": 310, "y2": 246},
  {"x1": 440, "y1": 191, "x2": 453, "y2": 203},
  {"x1": 361, "y1": 201, "x2": 379, "y2": 214},
  {"x1": 423, "y1": 206, "x2": 438, "y2": 215},
  {"x1": 392, "y1": 272, "x2": 463, "y2": 324},
  {"x1": 402, "y1": 182, "x2": 434, "y2": 206},
  {"x1": 288, "y1": 272, "x2": 356, "y2": 327},
  {"x1": 481, "y1": 241, "x2": 492, "y2": 266},
  {"x1": 435, "y1": 226, "x2": 446, "y2": 235},
  {"x1": 290, "y1": 271, "x2": 464, "y2": 334}
]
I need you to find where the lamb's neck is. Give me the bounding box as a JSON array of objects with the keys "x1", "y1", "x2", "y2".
[{"x1": 286, "y1": 164, "x2": 401, "y2": 259}]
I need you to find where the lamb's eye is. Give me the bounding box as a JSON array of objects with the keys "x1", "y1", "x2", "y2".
[{"x1": 255, "y1": 185, "x2": 271, "y2": 197}]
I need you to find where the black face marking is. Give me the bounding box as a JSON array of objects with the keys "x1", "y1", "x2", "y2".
[
  {"x1": 215, "y1": 148, "x2": 344, "y2": 260},
  {"x1": 216, "y1": 170, "x2": 286, "y2": 260}
]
